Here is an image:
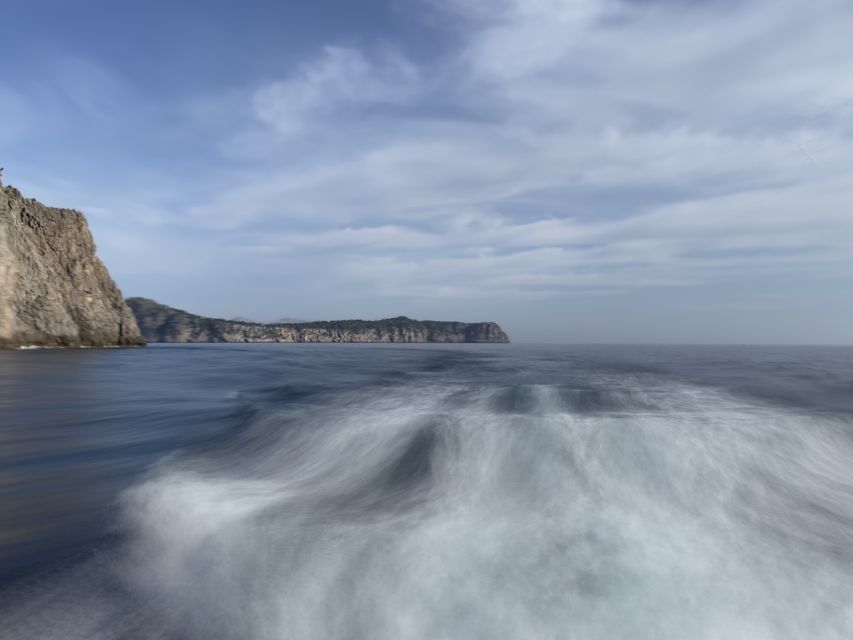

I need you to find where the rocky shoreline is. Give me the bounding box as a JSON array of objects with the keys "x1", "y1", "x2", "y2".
[
  {"x1": 128, "y1": 298, "x2": 510, "y2": 343},
  {"x1": 1, "y1": 182, "x2": 508, "y2": 347}
]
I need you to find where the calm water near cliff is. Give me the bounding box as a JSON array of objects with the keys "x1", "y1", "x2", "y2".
[{"x1": 0, "y1": 344, "x2": 851, "y2": 638}]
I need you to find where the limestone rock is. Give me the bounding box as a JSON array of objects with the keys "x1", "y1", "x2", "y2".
[{"x1": 0, "y1": 184, "x2": 144, "y2": 347}]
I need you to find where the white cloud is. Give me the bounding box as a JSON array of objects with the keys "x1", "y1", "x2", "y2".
[
  {"x1": 252, "y1": 46, "x2": 420, "y2": 136},
  {"x1": 177, "y1": 0, "x2": 852, "y2": 310},
  {"x1": 219, "y1": 166, "x2": 851, "y2": 303}
]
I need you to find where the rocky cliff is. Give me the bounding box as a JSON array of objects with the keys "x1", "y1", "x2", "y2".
[
  {"x1": 0, "y1": 183, "x2": 144, "y2": 347},
  {"x1": 127, "y1": 298, "x2": 509, "y2": 344}
]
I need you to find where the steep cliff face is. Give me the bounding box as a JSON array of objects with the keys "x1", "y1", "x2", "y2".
[
  {"x1": 0, "y1": 184, "x2": 144, "y2": 347},
  {"x1": 128, "y1": 298, "x2": 510, "y2": 344}
]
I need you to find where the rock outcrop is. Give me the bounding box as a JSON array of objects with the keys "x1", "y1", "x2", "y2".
[
  {"x1": 127, "y1": 298, "x2": 510, "y2": 343},
  {"x1": 0, "y1": 183, "x2": 144, "y2": 347}
]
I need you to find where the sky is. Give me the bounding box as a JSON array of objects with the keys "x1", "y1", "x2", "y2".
[{"x1": 1, "y1": 0, "x2": 851, "y2": 343}]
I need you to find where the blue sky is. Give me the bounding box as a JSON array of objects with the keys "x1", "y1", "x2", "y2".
[{"x1": 2, "y1": 0, "x2": 851, "y2": 343}]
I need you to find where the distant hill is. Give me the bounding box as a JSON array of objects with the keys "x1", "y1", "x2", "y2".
[{"x1": 126, "y1": 298, "x2": 510, "y2": 344}]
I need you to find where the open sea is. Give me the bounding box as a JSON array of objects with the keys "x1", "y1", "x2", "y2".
[{"x1": 0, "y1": 343, "x2": 851, "y2": 639}]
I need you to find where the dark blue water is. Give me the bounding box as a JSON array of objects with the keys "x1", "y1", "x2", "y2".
[{"x1": 0, "y1": 344, "x2": 851, "y2": 638}]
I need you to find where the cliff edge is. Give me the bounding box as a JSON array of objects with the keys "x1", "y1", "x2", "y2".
[
  {"x1": 127, "y1": 298, "x2": 509, "y2": 343},
  {"x1": 0, "y1": 183, "x2": 144, "y2": 347}
]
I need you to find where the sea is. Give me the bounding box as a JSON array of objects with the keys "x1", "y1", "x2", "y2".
[{"x1": 0, "y1": 343, "x2": 851, "y2": 639}]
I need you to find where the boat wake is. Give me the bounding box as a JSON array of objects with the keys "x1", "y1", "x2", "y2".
[{"x1": 2, "y1": 374, "x2": 852, "y2": 639}]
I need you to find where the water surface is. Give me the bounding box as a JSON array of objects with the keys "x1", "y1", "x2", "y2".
[{"x1": 0, "y1": 344, "x2": 851, "y2": 638}]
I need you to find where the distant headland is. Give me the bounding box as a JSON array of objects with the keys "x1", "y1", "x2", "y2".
[{"x1": 127, "y1": 298, "x2": 510, "y2": 344}]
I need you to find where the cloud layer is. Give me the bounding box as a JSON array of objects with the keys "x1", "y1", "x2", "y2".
[{"x1": 2, "y1": 0, "x2": 851, "y2": 341}]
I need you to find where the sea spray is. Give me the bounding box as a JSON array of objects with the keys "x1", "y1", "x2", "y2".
[{"x1": 0, "y1": 345, "x2": 851, "y2": 638}]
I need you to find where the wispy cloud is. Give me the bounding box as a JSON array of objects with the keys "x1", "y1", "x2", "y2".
[
  {"x1": 252, "y1": 46, "x2": 420, "y2": 136},
  {"x1": 3, "y1": 0, "x2": 851, "y2": 339}
]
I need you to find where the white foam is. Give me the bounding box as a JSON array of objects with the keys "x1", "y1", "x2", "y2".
[{"x1": 3, "y1": 379, "x2": 852, "y2": 639}]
